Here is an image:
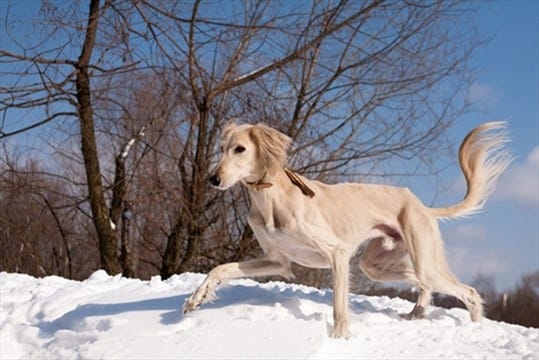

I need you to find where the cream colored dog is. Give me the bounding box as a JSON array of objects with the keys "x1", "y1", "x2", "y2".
[{"x1": 184, "y1": 121, "x2": 511, "y2": 338}]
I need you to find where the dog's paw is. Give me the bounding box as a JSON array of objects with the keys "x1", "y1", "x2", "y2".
[
  {"x1": 183, "y1": 290, "x2": 208, "y2": 314},
  {"x1": 330, "y1": 323, "x2": 351, "y2": 339},
  {"x1": 183, "y1": 282, "x2": 217, "y2": 314},
  {"x1": 399, "y1": 312, "x2": 416, "y2": 320},
  {"x1": 183, "y1": 297, "x2": 200, "y2": 314},
  {"x1": 400, "y1": 305, "x2": 425, "y2": 320}
]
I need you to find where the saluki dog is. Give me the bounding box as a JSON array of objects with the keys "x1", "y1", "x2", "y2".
[{"x1": 183, "y1": 121, "x2": 511, "y2": 338}]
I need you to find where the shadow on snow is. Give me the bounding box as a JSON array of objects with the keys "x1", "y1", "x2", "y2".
[{"x1": 36, "y1": 281, "x2": 428, "y2": 337}]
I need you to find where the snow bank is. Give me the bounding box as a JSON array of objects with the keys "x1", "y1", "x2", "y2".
[{"x1": 1, "y1": 271, "x2": 537, "y2": 359}]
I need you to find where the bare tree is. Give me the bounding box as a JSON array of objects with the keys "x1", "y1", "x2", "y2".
[
  {"x1": 1, "y1": 0, "x2": 143, "y2": 275},
  {"x1": 0, "y1": 146, "x2": 98, "y2": 279},
  {"x1": 1, "y1": 1, "x2": 480, "y2": 282},
  {"x1": 131, "y1": 0, "x2": 480, "y2": 278}
]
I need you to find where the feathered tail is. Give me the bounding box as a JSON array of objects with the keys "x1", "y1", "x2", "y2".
[{"x1": 430, "y1": 122, "x2": 512, "y2": 219}]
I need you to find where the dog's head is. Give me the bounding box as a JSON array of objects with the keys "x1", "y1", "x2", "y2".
[{"x1": 209, "y1": 122, "x2": 291, "y2": 190}]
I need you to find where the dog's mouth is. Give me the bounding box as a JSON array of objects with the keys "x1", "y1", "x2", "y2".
[
  {"x1": 209, "y1": 170, "x2": 252, "y2": 190},
  {"x1": 210, "y1": 184, "x2": 228, "y2": 191}
]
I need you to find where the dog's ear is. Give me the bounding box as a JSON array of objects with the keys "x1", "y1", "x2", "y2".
[{"x1": 249, "y1": 123, "x2": 292, "y2": 174}]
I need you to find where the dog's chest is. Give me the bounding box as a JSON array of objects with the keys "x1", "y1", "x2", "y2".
[
  {"x1": 249, "y1": 194, "x2": 331, "y2": 268},
  {"x1": 264, "y1": 225, "x2": 331, "y2": 269}
]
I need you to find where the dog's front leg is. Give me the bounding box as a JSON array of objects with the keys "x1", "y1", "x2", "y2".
[
  {"x1": 330, "y1": 248, "x2": 351, "y2": 339},
  {"x1": 183, "y1": 257, "x2": 291, "y2": 314}
]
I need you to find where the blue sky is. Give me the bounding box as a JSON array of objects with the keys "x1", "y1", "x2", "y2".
[{"x1": 431, "y1": 1, "x2": 539, "y2": 291}]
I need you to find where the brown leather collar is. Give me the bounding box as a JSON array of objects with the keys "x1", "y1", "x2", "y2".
[
  {"x1": 246, "y1": 168, "x2": 316, "y2": 198},
  {"x1": 245, "y1": 173, "x2": 273, "y2": 191}
]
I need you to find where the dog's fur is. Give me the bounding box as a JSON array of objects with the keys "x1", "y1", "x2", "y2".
[{"x1": 184, "y1": 121, "x2": 511, "y2": 338}]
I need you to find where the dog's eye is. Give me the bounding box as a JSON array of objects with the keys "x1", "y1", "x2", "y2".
[{"x1": 234, "y1": 145, "x2": 246, "y2": 154}]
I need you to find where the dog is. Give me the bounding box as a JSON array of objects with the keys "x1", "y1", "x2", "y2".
[{"x1": 183, "y1": 121, "x2": 511, "y2": 338}]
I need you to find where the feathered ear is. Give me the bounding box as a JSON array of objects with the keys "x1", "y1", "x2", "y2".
[{"x1": 249, "y1": 123, "x2": 292, "y2": 174}]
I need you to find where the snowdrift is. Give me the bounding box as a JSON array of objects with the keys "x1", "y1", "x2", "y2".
[{"x1": 1, "y1": 271, "x2": 537, "y2": 359}]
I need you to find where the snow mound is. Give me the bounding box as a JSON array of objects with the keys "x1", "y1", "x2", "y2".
[{"x1": 1, "y1": 271, "x2": 537, "y2": 359}]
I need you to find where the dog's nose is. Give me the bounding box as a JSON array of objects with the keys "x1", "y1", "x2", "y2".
[{"x1": 209, "y1": 174, "x2": 221, "y2": 187}]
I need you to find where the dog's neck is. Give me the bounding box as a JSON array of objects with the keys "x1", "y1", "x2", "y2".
[
  {"x1": 245, "y1": 168, "x2": 315, "y2": 233},
  {"x1": 245, "y1": 168, "x2": 315, "y2": 198}
]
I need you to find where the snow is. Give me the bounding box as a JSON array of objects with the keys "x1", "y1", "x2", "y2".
[
  {"x1": 120, "y1": 126, "x2": 145, "y2": 159},
  {"x1": 120, "y1": 138, "x2": 136, "y2": 159},
  {"x1": 1, "y1": 271, "x2": 537, "y2": 359}
]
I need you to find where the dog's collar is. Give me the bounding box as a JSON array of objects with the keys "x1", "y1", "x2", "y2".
[
  {"x1": 245, "y1": 168, "x2": 316, "y2": 198},
  {"x1": 245, "y1": 172, "x2": 273, "y2": 191}
]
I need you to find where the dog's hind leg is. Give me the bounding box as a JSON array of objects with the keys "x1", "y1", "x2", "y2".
[
  {"x1": 432, "y1": 265, "x2": 483, "y2": 322},
  {"x1": 358, "y1": 237, "x2": 431, "y2": 319},
  {"x1": 401, "y1": 288, "x2": 432, "y2": 320},
  {"x1": 397, "y1": 205, "x2": 441, "y2": 320},
  {"x1": 399, "y1": 204, "x2": 483, "y2": 322}
]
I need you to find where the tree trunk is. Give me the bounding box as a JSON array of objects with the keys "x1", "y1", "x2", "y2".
[
  {"x1": 121, "y1": 205, "x2": 136, "y2": 277},
  {"x1": 76, "y1": 0, "x2": 122, "y2": 275},
  {"x1": 161, "y1": 103, "x2": 210, "y2": 278},
  {"x1": 161, "y1": 217, "x2": 184, "y2": 278}
]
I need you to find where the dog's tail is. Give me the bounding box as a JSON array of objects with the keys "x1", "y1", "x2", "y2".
[{"x1": 430, "y1": 122, "x2": 512, "y2": 219}]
